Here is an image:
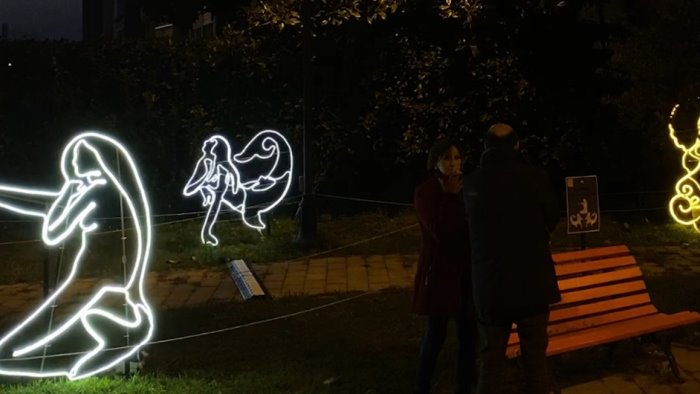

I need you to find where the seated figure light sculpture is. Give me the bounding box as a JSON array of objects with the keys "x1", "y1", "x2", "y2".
[
  {"x1": 183, "y1": 130, "x2": 293, "y2": 246},
  {"x1": 669, "y1": 104, "x2": 700, "y2": 231},
  {"x1": 0, "y1": 132, "x2": 154, "y2": 380}
]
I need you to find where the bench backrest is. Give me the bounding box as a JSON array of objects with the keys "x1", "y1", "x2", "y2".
[{"x1": 509, "y1": 245, "x2": 657, "y2": 343}]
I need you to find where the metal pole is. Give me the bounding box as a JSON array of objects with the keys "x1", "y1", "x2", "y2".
[
  {"x1": 295, "y1": 0, "x2": 318, "y2": 246},
  {"x1": 43, "y1": 203, "x2": 50, "y2": 299},
  {"x1": 116, "y1": 149, "x2": 131, "y2": 376}
]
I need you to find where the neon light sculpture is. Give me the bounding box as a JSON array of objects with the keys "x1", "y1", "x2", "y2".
[
  {"x1": 669, "y1": 104, "x2": 700, "y2": 231},
  {"x1": 0, "y1": 132, "x2": 154, "y2": 380},
  {"x1": 184, "y1": 130, "x2": 293, "y2": 245}
]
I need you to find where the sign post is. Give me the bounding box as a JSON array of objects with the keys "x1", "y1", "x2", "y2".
[{"x1": 565, "y1": 175, "x2": 601, "y2": 249}]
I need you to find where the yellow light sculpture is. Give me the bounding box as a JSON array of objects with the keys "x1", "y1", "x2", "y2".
[{"x1": 668, "y1": 104, "x2": 700, "y2": 231}]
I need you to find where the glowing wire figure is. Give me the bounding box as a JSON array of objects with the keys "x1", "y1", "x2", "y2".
[
  {"x1": 668, "y1": 104, "x2": 700, "y2": 231},
  {"x1": 184, "y1": 130, "x2": 293, "y2": 246},
  {"x1": 0, "y1": 132, "x2": 154, "y2": 380}
]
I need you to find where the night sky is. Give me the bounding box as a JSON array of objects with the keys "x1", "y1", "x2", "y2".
[{"x1": 0, "y1": 0, "x2": 81, "y2": 41}]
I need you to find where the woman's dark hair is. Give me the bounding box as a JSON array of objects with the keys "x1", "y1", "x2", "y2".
[{"x1": 427, "y1": 138, "x2": 460, "y2": 172}]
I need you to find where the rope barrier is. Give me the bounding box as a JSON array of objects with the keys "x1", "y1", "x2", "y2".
[
  {"x1": 0, "y1": 195, "x2": 303, "y2": 224},
  {"x1": 276, "y1": 224, "x2": 418, "y2": 264},
  {"x1": 315, "y1": 193, "x2": 413, "y2": 207},
  {"x1": 0, "y1": 190, "x2": 675, "y2": 227},
  {"x1": 0, "y1": 197, "x2": 303, "y2": 246},
  {"x1": 0, "y1": 291, "x2": 372, "y2": 363}
]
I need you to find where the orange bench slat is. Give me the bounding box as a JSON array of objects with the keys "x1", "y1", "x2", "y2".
[
  {"x1": 508, "y1": 304, "x2": 660, "y2": 347},
  {"x1": 555, "y1": 255, "x2": 638, "y2": 277},
  {"x1": 506, "y1": 312, "x2": 700, "y2": 358},
  {"x1": 557, "y1": 266, "x2": 643, "y2": 292},
  {"x1": 552, "y1": 245, "x2": 631, "y2": 264},
  {"x1": 558, "y1": 280, "x2": 647, "y2": 306},
  {"x1": 549, "y1": 293, "x2": 654, "y2": 322}
]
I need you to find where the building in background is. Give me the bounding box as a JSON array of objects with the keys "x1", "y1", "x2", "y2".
[
  {"x1": 82, "y1": 0, "x2": 144, "y2": 41},
  {"x1": 83, "y1": 0, "x2": 216, "y2": 41}
]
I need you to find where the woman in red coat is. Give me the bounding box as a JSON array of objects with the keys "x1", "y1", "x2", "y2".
[{"x1": 413, "y1": 138, "x2": 476, "y2": 394}]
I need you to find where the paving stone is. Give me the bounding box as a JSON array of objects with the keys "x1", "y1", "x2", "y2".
[
  {"x1": 387, "y1": 270, "x2": 411, "y2": 287},
  {"x1": 266, "y1": 288, "x2": 283, "y2": 298},
  {"x1": 326, "y1": 271, "x2": 347, "y2": 285},
  {"x1": 673, "y1": 345, "x2": 700, "y2": 373},
  {"x1": 326, "y1": 257, "x2": 347, "y2": 270},
  {"x1": 326, "y1": 266, "x2": 346, "y2": 274},
  {"x1": 210, "y1": 282, "x2": 237, "y2": 301},
  {"x1": 347, "y1": 277, "x2": 369, "y2": 291},
  {"x1": 149, "y1": 285, "x2": 171, "y2": 300},
  {"x1": 384, "y1": 254, "x2": 403, "y2": 265},
  {"x1": 263, "y1": 272, "x2": 286, "y2": 282},
  {"x1": 250, "y1": 263, "x2": 269, "y2": 275},
  {"x1": 0, "y1": 299, "x2": 30, "y2": 313},
  {"x1": 401, "y1": 254, "x2": 419, "y2": 265},
  {"x1": 346, "y1": 256, "x2": 365, "y2": 267},
  {"x1": 305, "y1": 274, "x2": 326, "y2": 284},
  {"x1": 347, "y1": 266, "x2": 368, "y2": 276},
  {"x1": 281, "y1": 282, "x2": 305, "y2": 294},
  {"x1": 282, "y1": 275, "x2": 305, "y2": 287},
  {"x1": 185, "y1": 286, "x2": 217, "y2": 306},
  {"x1": 368, "y1": 283, "x2": 390, "y2": 291},
  {"x1": 325, "y1": 283, "x2": 347, "y2": 293},
  {"x1": 267, "y1": 262, "x2": 288, "y2": 273},
  {"x1": 263, "y1": 280, "x2": 283, "y2": 293},
  {"x1": 279, "y1": 288, "x2": 305, "y2": 298},
  {"x1": 287, "y1": 262, "x2": 308, "y2": 272},
  {"x1": 162, "y1": 286, "x2": 194, "y2": 308},
  {"x1": 598, "y1": 375, "x2": 643, "y2": 393},
  {"x1": 674, "y1": 369, "x2": 700, "y2": 394},
  {"x1": 365, "y1": 255, "x2": 385, "y2": 269},
  {"x1": 628, "y1": 375, "x2": 675, "y2": 394},
  {"x1": 308, "y1": 259, "x2": 327, "y2": 269},
  {"x1": 200, "y1": 271, "x2": 226, "y2": 287},
  {"x1": 562, "y1": 379, "x2": 609, "y2": 394},
  {"x1": 304, "y1": 279, "x2": 325, "y2": 290},
  {"x1": 367, "y1": 267, "x2": 389, "y2": 284}
]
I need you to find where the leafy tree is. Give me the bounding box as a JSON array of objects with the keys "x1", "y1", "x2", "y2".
[{"x1": 603, "y1": 0, "x2": 700, "y2": 196}]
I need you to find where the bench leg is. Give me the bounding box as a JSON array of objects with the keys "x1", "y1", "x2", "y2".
[
  {"x1": 651, "y1": 333, "x2": 681, "y2": 379},
  {"x1": 604, "y1": 342, "x2": 619, "y2": 368},
  {"x1": 548, "y1": 362, "x2": 561, "y2": 394}
]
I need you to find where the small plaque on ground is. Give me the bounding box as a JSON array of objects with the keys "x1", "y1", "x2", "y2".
[{"x1": 227, "y1": 259, "x2": 266, "y2": 300}]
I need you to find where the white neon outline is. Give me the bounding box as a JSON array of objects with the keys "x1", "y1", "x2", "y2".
[
  {"x1": 0, "y1": 131, "x2": 154, "y2": 380},
  {"x1": 183, "y1": 130, "x2": 293, "y2": 246},
  {"x1": 668, "y1": 104, "x2": 700, "y2": 232}
]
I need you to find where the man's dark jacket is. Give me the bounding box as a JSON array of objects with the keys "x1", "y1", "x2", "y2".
[{"x1": 463, "y1": 147, "x2": 561, "y2": 320}]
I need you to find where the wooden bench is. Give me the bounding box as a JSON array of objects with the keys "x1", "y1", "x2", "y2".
[{"x1": 506, "y1": 245, "x2": 700, "y2": 379}]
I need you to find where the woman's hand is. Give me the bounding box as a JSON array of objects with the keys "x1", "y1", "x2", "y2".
[{"x1": 443, "y1": 174, "x2": 463, "y2": 194}]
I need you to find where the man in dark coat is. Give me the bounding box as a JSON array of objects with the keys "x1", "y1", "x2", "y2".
[{"x1": 463, "y1": 123, "x2": 560, "y2": 394}]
